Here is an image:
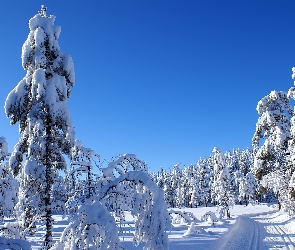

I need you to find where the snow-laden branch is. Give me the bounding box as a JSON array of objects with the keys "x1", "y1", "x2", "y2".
[
  {"x1": 98, "y1": 171, "x2": 171, "y2": 250},
  {"x1": 101, "y1": 154, "x2": 148, "y2": 179}
]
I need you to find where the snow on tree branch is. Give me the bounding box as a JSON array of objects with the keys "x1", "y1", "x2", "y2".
[{"x1": 97, "y1": 170, "x2": 170, "y2": 250}]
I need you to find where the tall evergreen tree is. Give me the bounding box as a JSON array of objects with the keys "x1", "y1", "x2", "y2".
[
  {"x1": 253, "y1": 90, "x2": 293, "y2": 209},
  {"x1": 161, "y1": 170, "x2": 174, "y2": 208},
  {"x1": 5, "y1": 6, "x2": 75, "y2": 248},
  {"x1": 238, "y1": 172, "x2": 257, "y2": 205},
  {"x1": 253, "y1": 90, "x2": 293, "y2": 180},
  {"x1": 212, "y1": 147, "x2": 234, "y2": 218},
  {"x1": 196, "y1": 157, "x2": 212, "y2": 206}
]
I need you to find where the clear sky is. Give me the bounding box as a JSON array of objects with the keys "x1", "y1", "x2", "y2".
[{"x1": 1, "y1": 0, "x2": 295, "y2": 172}]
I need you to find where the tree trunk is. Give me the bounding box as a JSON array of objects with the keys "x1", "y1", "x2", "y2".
[
  {"x1": 226, "y1": 209, "x2": 230, "y2": 218},
  {"x1": 87, "y1": 163, "x2": 92, "y2": 199},
  {"x1": 44, "y1": 125, "x2": 53, "y2": 249},
  {"x1": 275, "y1": 192, "x2": 281, "y2": 210}
]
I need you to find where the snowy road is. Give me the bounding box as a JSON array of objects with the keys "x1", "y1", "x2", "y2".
[
  {"x1": 258, "y1": 213, "x2": 295, "y2": 250},
  {"x1": 168, "y1": 205, "x2": 295, "y2": 250},
  {"x1": 267, "y1": 224, "x2": 294, "y2": 249},
  {"x1": 210, "y1": 216, "x2": 264, "y2": 250},
  {"x1": 209, "y1": 212, "x2": 295, "y2": 250}
]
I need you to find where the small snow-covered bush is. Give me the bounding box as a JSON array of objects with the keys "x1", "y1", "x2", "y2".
[
  {"x1": 171, "y1": 213, "x2": 188, "y2": 225},
  {"x1": 183, "y1": 222, "x2": 205, "y2": 237},
  {"x1": 200, "y1": 211, "x2": 218, "y2": 226},
  {"x1": 54, "y1": 198, "x2": 123, "y2": 250},
  {"x1": 0, "y1": 221, "x2": 24, "y2": 239},
  {"x1": 169, "y1": 210, "x2": 198, "y2": 225}
]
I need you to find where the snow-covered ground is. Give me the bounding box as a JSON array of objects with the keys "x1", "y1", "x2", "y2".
[
  {"x1": 3, "y1": 203, "x2": 295, "y2": 249},
  {"x1": 166, "y1": 203, "x2": 295, "y2": 250}
]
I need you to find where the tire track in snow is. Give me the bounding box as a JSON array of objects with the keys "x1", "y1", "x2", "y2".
[
  {"x1": 271, "y1": 224, "x2": 294, "y2": 250},
  {"x1": 248, "y1": 217, "x2": 261, "y2": 250},
  {"x1": 211, "y1": 216, "x2": 263, "y2": 250},
  {"x1": 254, "y1": 213, "x2": 295, "y2": 250}
]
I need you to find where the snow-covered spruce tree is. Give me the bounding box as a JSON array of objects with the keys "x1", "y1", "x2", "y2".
[
  {"x1": 156, "y1": 167, "x2": 165, "y2": 189},
  {"x1": 170, "y1": 163, "x2": 182, "y2": 208},
  {"x1": 253, "y1": 90, "x2": 292, "y2": 178},
  {"x1": 224, "y1": 151, "x2": 239, "y2": 203},
  {"x1": 196, "y1": 157, "x2": 213, "y2": 206},
  {"x1": 162, "y1": 168, "x2": 177, "y2": 208},
  {"x1": 286, "y1": 68, "x2": 295, "y2": 212},
  {"x1": 189, "y1": 165, "x2": 200, "y2": 208},
  {"x1": 178, "y1": 165, "x2": 191, "y2": 208},
  {"x1": 212, "y1": 147, "x2": 234, "y2": 219},
  {"x1": 0, "y1": 137, "x2": 18, "y2": 221},
  {"x1": 287, "y1": 171, "x2": 295, "y2": 214},
  {"x1": 5, "y1": 6, "x2": 75, "y2": 248},
  {"x1": 184, "y1": 164, "x2": 197, "y2": 208},
  {"x1": 252, "y1": 90, "x2": 293, "y2": 209},
  {"x1": 239, "y1": 148, "x2": 255, "y2": 176},
  {"x1": 238, "y1": 172, "x2": 257, "y2": 205}
]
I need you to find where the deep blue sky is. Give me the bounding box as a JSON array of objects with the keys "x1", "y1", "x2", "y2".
[{"x1": 1, "y1": 1, "x2": 295, "y2": 172}]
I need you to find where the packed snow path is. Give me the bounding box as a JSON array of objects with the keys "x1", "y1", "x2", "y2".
[
  {"x1": 209, "y1": 212, "x2": 295, "y2": 250},
  {"x1": 256, "y1": 213, "x2": 295, "y2": 250},
  {"x1": 168, "y1": 205, "x2": 295, "y2": 250},
  {"x1": 211, "y1": 216, "x2": 263, "y2": 250}
]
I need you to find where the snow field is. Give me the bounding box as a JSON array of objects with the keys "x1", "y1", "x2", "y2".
[{"x1": 16, "y1": 203, "x2": 295, "y2": 249}]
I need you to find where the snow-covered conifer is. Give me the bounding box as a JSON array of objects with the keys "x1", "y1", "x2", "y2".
[
  {"x1": 286, "y1": 68, "x2": 295, "y2": 211},
  {"x1": 196, "y1": 157, "x2": 213, "y2": 206},
  {"x1": 179, "y1": 165, "x2": 192, "y2": 208},
  {"x1": 253, "y1": 90, "x2": 293, "y2": 180},
  {"x1": 238, "y1": 172, "x2": 257, "y2": 205},
  {"x1": 189, "y1": 176, "x2": 200, "y2": 208},
  {"x1": 170, "y1": 163, "x2": 182, "y2": 208},
  {"x1": 5, "y1": 6, "x2": 75, "y2": 248},
  {"x1": 156, "y1": 167, "x2": 165, "y2": 189},
  {"x1": 253, "y1": 90, "x2": 293, "y2": 209},
  {"x1": 239, "y1": 148, "x2": 254, "y2": 176},
  {"x1": 212, "y1": 147, "x2": 234, "y2": 218},
  {"x1": 163, "y1": 170, "x2": 175, "y2": 207},
  {"x1": 0, "y1": 137, "x2": 18, "y2": 221}
]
